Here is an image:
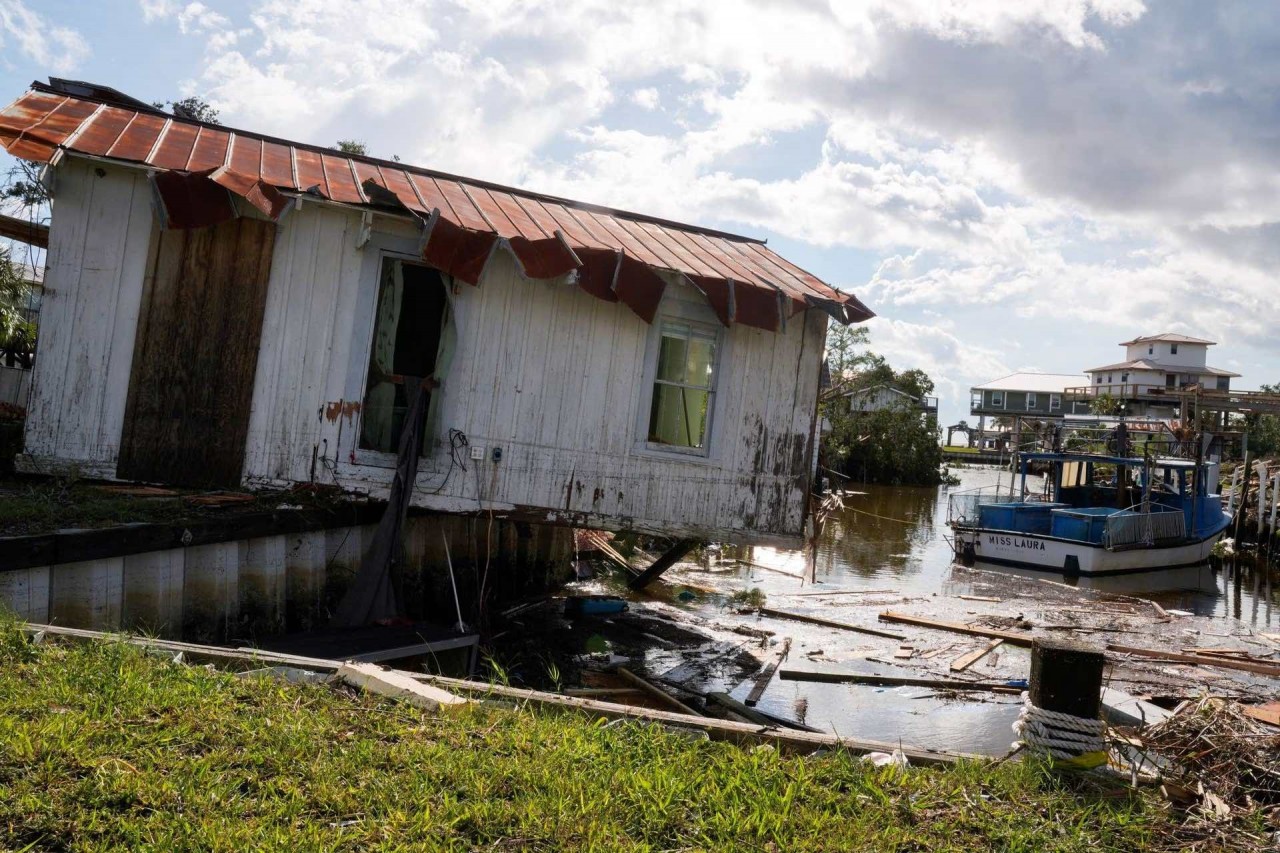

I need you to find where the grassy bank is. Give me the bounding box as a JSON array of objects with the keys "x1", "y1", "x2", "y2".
[{"x1": 0, "y1": 624, "x2": 1210, "y2": 851}]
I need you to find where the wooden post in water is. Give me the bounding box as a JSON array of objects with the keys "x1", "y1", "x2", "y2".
[
  {"x1": 628, "y1": 539, "x2": 699, "y2": 590},
  {"x1": 1029, "y1": 639, "x2": 1104, "y2": 721}
]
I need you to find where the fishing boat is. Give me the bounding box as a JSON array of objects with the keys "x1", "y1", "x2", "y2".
[{"x1": 948, "y1": 452, "x2": 1232, "y2": 576}]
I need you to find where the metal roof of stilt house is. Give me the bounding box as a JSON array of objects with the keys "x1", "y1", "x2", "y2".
[{"x1": 0, "y1": 79, "x2": 874, "y2": 333}]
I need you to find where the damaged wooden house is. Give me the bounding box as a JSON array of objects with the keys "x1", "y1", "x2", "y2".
[{"x1": 0, "y1": 78, "x2": 873, "y2": 645}]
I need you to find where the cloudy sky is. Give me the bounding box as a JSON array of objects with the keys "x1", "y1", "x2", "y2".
[{"x1": 2, "y1": 0, "x2": 1278, "y2": 428}]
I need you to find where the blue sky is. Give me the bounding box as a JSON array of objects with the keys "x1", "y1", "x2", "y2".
[{"x1": 3, "y1": 0, "x2": 1279, "y2": 430}]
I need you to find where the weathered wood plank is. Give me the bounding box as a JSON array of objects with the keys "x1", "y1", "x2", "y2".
[
  {"x1": 762, "y1": 607, "x2": 907, "y2": 641},
  {"x1": 950, "y1": 639, "x2": 1004, "y2": 673},
  {"x1": 745, "y1": 637, "x2": 791, "y2": 706},
  {"x1": 879, "y1": 611, "x2": 1034, "y2": 647}
]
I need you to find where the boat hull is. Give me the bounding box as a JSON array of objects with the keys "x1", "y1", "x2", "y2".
[{"x1": 952, "y1": 520, "x2": 1229, "y2": 577}]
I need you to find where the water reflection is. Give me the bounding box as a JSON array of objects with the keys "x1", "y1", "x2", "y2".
[{"x1": 755, "y1": 465, "x2": 1279, "y2": 629}]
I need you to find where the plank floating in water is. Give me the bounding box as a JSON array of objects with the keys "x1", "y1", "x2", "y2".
[
  {"x1": 779, "y1": 667, "x2": 1025, "y2": 693},
  {"x1": 745, "y1": 637, "x2": 792, "y2": 706},
  {"x1": 950, "y1": 639, "x2": 1004, "y2": 673},
  {"x1": 705, "y1": 691, "x2": 820, "y2": 732},
  {"x1": 878, "y1": 611, "x2": 1033, "y2": 647},
  {"x1": 1105, "y1": 643, "x2": 1280, "y2": 677},
  {"x1": 758, "y1": 607, "x2": 907, "y2": 641}
]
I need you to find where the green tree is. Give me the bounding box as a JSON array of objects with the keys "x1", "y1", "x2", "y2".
[
  {"x1": 152, "y1": 97, "x2": 220, "y2": 124},
  {"x1": 0, "y1": 248, "x2": 35, "y2": 368},
  {"x1": 335, "y1": 139, "x2": 368, "y2": 155},
  {"x1": 820, "y1": 322, "x2": 943, "y2": 485},
  {"x1": 1242, "y1": 382, "x2": 1280, "y2": 456}
]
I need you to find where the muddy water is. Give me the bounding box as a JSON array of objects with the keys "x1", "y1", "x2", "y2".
[{"x1": 655, "y1": 465, "x2": 1277, "y2": 756}]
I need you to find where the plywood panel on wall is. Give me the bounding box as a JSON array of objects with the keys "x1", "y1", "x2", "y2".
[{"x1": 117, "y1": 217, "x2": 276, "y2": 487}]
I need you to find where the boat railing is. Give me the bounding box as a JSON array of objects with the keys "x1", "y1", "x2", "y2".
[
  {"x1": 1102, "y1": 503, "x2": 1187, "y2": 550},
  {"x1": 947, "y1": 485, "x2": 1018, "y2": 527}
]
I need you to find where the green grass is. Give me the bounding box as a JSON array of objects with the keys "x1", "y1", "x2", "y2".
[{"x1": 0, "y1": 622, "x2": 1204, "y2": 852}]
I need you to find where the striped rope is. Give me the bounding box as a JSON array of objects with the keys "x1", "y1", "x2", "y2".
[{"x1": 1012, "y1": 693, "x2": 1108, "y2": 766}]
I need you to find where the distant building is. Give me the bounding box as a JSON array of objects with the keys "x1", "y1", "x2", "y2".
[
  {"x1": 1079, "y1": 333, "x2": 1239, "y2": 418},
  {"x1": 966, "y1": 372, "x2": 1083, "y2": 450},
  {"x1": 844, "y1": 384, "x2": 938, "y2": 419},
  {"x1": 970, "y1": 373, "x2": 1085, "y2": 420}
]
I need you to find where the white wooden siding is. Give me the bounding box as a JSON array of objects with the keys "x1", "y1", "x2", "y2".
[
  {"x1": 21, "y1": 160, "x2": 154, "y2": 475},
  {"x1": 241, "y1": 203, "x2": 824, "y2": 545}
]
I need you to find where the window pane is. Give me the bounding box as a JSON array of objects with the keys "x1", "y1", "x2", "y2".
[
  {"x1": 656, "y1": 333, "x2": 688, "y2": 383},
  {"x1": 648, "y1": 384, "x2": 710, "y2": 448},
  {"x1": 686, "y1": 335, "x2": 716, "y2": 389}
]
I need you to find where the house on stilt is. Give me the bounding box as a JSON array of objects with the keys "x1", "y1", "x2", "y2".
[{"x1": 0, "y1": 78, "x2": 873, "y2": 640}]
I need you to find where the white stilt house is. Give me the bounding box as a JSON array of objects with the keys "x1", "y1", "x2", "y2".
[{"x1": 0, "y1": 78, "x2": 874, "y2": 548}]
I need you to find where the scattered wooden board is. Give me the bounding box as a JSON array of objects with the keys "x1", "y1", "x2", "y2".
[
  {"x1": 958, "y1": 595, "x2": 1002, "y2": 603},
  {"x1": 616, "y1": 667, "x2": 703, "y2": 716},
  {"x1": 780, "y1": 668, "x2": 1022, "y2": 694},
  {"x1": 745, "y1": 638, "x2": 792, "y2": 706},
  {"x1": 894, "y1": 644, "x2": 915, "y2": 659},
  {"x1": 878, "y1": 611, "x2": 1033, "y2": 647},
  {"x1": 20, "y1": 621, "x2": 982, "y2": 767},
  {"x1": 759, "y1": 607, "x2": 907, "y2": 641},
  {"x1": 706, "y1": 692, "x2": 819, "y2": 732},
  {"x1": 785, "y1": 589, "x2": 897, "y2": 598},
  {"x1": 337, "y1": 662, "x2": 471, "y2": 712},
  {"x1": 950, "y1": 639, "x2": 1004, "y2": 673},
  {"x1": 1243, "y1": 701, "x2": 1280, "y2": 728},
  {"x1": 1106, "y1": 644, "x2": 1280, "y2": 677}
]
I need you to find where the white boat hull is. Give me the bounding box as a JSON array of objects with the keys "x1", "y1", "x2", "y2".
[{"x1": 952, "y1": 524, "x2": 1227, "y2": 576}]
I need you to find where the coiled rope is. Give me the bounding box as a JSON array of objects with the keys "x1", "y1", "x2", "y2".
[{"x1": 1012, "y1": 693, "x2": 1108, "y2": 768}]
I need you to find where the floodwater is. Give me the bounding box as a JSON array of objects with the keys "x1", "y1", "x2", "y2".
[
  {"x1": 794, "y1": 465, "x2": 1277, "y2": 626},
  {"x1": 637, "y1": 465, "x2": 1277, "y2": 757}
]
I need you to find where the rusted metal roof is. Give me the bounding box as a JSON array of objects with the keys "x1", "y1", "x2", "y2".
[{"x1": 0, "y1": 81, "x2": 874, "y2": 331}]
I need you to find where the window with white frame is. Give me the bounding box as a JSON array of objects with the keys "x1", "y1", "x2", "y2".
[
  {"x1": 646, "y1": 319, "x2": 720, "y2": 450},
  {"x1": 1171, "y1": 344, "x2": 1179, "y2": 355},
  {"x1": 990, "y1": 391, "x2": 1005, "y2": 408},
  {"x1": 1027, "y1": 392, "x2": 1037, "y2": 408},
  {"x1": 1050, "y1": 394, "x2": 1061, "y2": 410}
]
